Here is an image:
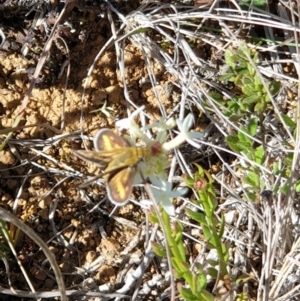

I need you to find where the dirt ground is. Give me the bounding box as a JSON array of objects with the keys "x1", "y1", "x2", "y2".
[
  {"x1": 0, "y1": 1, "x2": 188, "y2": 300},
  {"x1": 2, "y1": 0, "x2": 296, "y2": 300}
]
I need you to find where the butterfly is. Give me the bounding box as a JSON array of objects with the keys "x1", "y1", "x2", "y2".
[{"x1": 74, "y1": 129, "x2": 160, "y2": 204}]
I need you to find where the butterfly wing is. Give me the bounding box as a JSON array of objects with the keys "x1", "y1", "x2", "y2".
[
  {"x1": 106, "y1": 166, "x2": 136, "y2": 204},
  {"x1": 94, "y1": 129, "x2": 129, "y2": 151},
  {"x1": 74, "y1": 149, "x2": 125, "y2": 166},
  {"x1": 74, "y1": 147, "x2": 139, "y2": 171},
  {"x1": 74, "y1": 129, "x2": 140, "y2": 204}
]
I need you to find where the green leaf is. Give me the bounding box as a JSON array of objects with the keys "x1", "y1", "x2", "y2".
[
  {"x1": 254, "y1": 145, "x2": 265, "y2": 164},
  {"x1": 186, "y1": 209, "x2": 208, "y2": 226},
  {"x1": 236, "y1": 274, "x2": 250, "y2": 283},
  {"x1": 243, "y1": 191, "x2": 257, "y2": 202},
  {"x1": 281, "y1": 114, "x2": 296, "y2": 129},
  {"x1": 148, "y1": 212, "x2": 159, "y2": 224},
  {"x1": 269, "y1": 81, "x2": 281, "y2": 96},
  {"x1": 222, "y1": 242, "x2": 230, "y2": 262},
  {"x1": 218, "y1": 214, "x2": 225, "y2": 238},
  {"x1": 235, "y1": 67, "x2": 250, "y2": 76},
  {"x1": 178, "y1": 286, "x2": 201, "y2": 301},
  {"x1": 248, "y1": 118, "x2": 258, "y2": 136},
  {"x1": 242, "y1": 84, "x2": 256, "y2": 96},
  {"x1": 173, "y1": 223, "x2": 186, "y2": 262},
  {"x1": 220, "y1": 72, "x2": 237, "y2": 82},
  {"x1": 283, "y1": 153, "x2": 293, "y2": 167},
  {"x1": 202, "y1": 224, "x2": 214, "y2": 244},
  {"x1": 227, "y1": 102, "x2": 242, "y2": 114},
  {"x1": 240, "y1": 0, "x2": 266, "y2": 10},
  {"x1": 199, "y1": 290, "x2": 215, "y2": 301},
  {"x1": 176, "y1": 260, "x2": 192, "y2": 277},
  {"x1": 185, "y1": 175, "x2": 196, "y2": 188},
  {"x1": 242, "y1": 94, "x2": 260, "y2": 104},
  {"x1": 245, "y1": 170, "x2": 260, "y2": 189},
  {"x1": 281, "y1": 182, "x2": 289, "y2": 194},
  {"x1": 171, "y1": 259, "x2": 184, "y2": 278},
  {"x1": 224, "y1": 50, "x2": 236, "y2": 69},
  {"x1": 237, "y1": 139, "x2": 252, "y2": 151},
  {"x1": 254, "y1": 101, "x2": 267, "y2": 113},
  {"x1": 228, "y1": 114, "x2": 244, "y2": 122},
  {"x1": 237, "y1": 129, "x2": 251, "y2": 143},
  {"x1": 247, "y1": 63, "x2": 257, "y2": 76},
  {"x1": 206, "y1": 267, "x2": 218, "y2": 278},
  {"x1": 151, "y1": 242, "x2": 167, "y2": 257},
  {"x1": 226, "y1": 136, "x2": 242, "y2": 152},
  {"x1": 296, "y1": 181, "x2": 300, "y2": 193},
  {"x1": 210, "y1": 91, "x2": 224, "y2": 102},
  {"x1": 273, "y1": 162, "x2": 279, "y2": 175},
  {"x1": 195, "y1": 164, "x2": 205, "y2": 177},
  {"x1": 206, "y1": 191, "x2": 218, "y2": 213},
  {"x1": 193, "y1": 272, "x2": 207, "y2": 291}
]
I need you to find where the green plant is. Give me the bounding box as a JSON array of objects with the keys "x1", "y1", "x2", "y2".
[
  {"x1": 209, "y1": 44, "x2": 284, "y2": 200},
  {"x1": 151, "y1": 165, "x2": 231, "y2": 300},
  {"x1": 216, "y1": 44, "x2": 280, "y2": 119},
  {"x1": 150, "y1": 207, "x2": 215, "y2": 301},
  {"x1": 185, "y1": 165, "x2": 230, "y2": 278},
  {"x1": 226, "y1": 118, "x2": 266, "y2": 201},
  {"x1": 239, "y1": 0, "x2": 266, "y2": 9}
]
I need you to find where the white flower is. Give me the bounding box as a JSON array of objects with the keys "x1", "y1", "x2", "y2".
[
  {"x1": 150, "y1": 180, "x2": 187, "y2": 216},
  {"x1": 115, "y1": 108, "x2": 199, "y2": 215},
  {"x1": 162, "y1": 113, "x2": 202, "y2": 152}
]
